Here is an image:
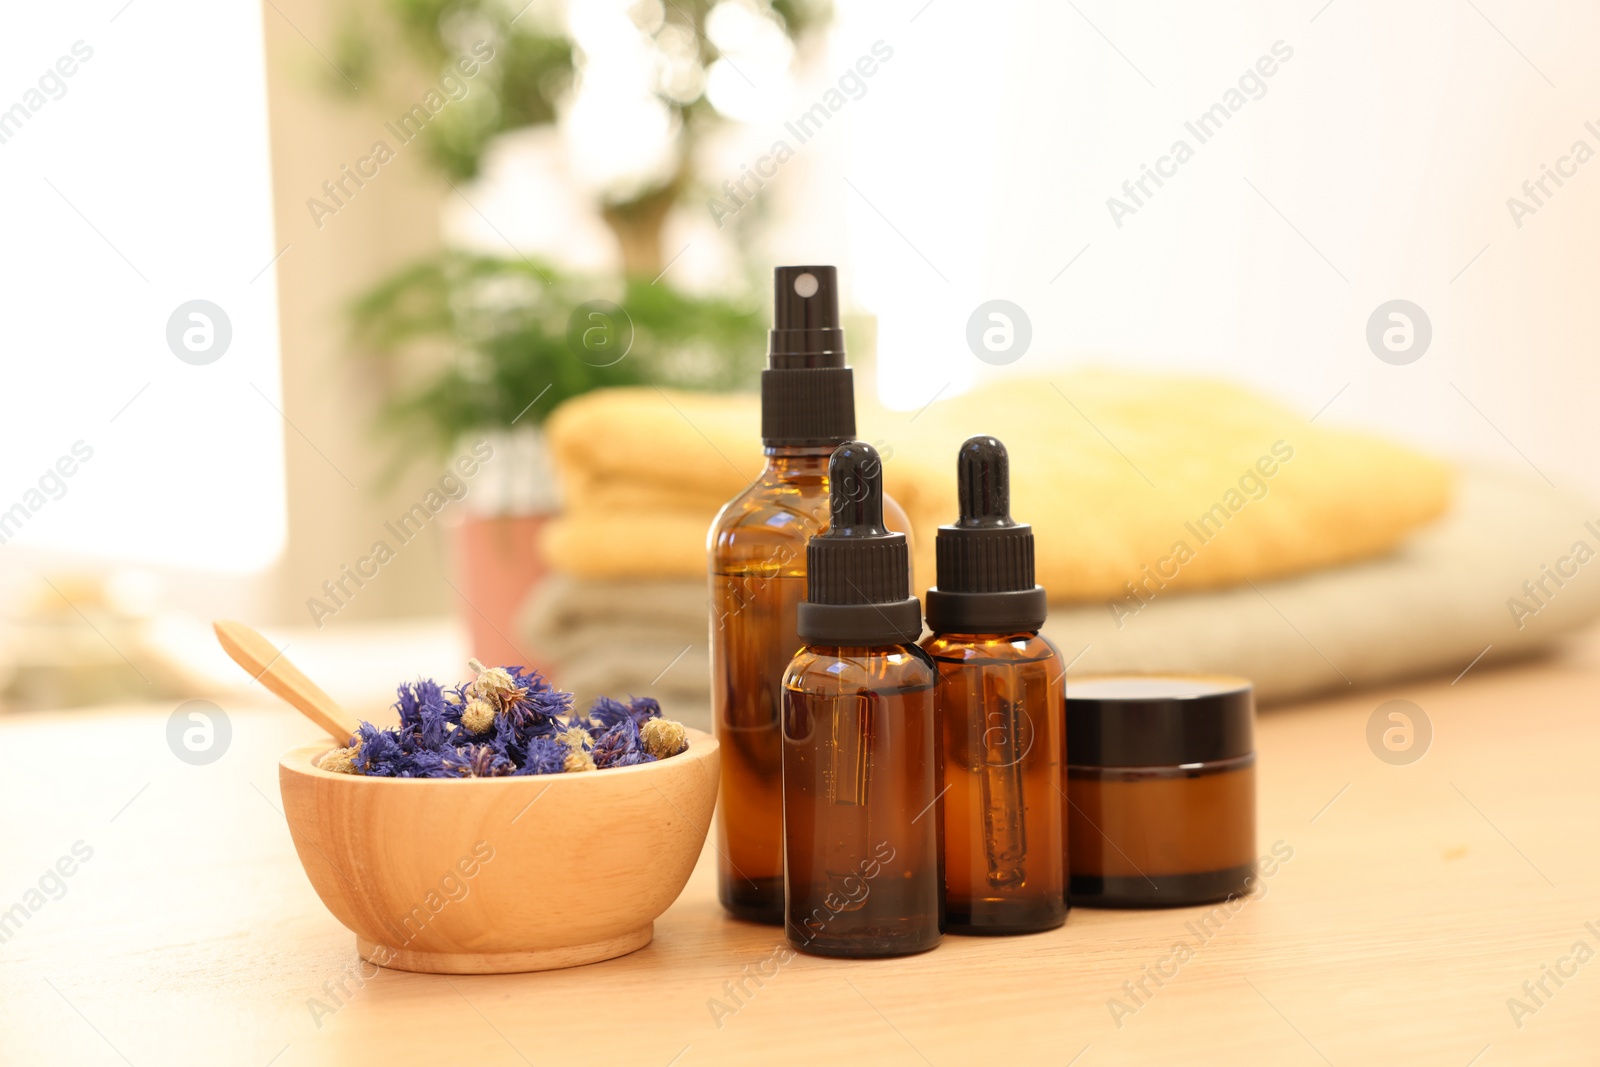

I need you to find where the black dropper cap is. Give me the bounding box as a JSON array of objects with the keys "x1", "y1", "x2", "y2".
[
  {"x1": 761, "y1": 266, "x2": 856, "y2": 447},
  {"x1": 924, "y1": 436, "x2": 1048, "y2": 634},
  {"x1": 796, "y1": 441, "x2": 922, "y2": 645}
]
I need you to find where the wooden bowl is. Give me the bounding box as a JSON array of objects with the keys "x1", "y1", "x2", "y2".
[{"x1": 278, "y1": 728, "x2": 719, "y2": 974}]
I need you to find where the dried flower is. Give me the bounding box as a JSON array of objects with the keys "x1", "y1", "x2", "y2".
[
  {"x1": 592, "y1": 717, "x2": 658, "y2": 769},
  {"x1": 319, "y1": 742, "x2": 362, "y2": 774},
  {"x1": 460, "y1": 698, "x2": 497, "y2": 735},
  {"x1": 514, "y1": 736, "x2": 569, "y2": 776},
  {"x1": 501, "y1": 666, "x2": 571, "y2": 738},
  {"x1": 641, "y1": 718, "x2": 688, "y2": 760},
  {"x1": 346, "y1": 666, "x2": 686, "y2": 778},
  {"x1": 467, "y1": 744, "x2": 515, "y2": 778},
  {"x1": 557, "y1": 724, "x2": 591, "y2": 754},
  {"x1": 587, "y1": 696, "x2": 632, "y2": 736},
  {"x1": 468, "y1": 658, "x2": 525, "y2": 708},
  {"x1": 395, "y1": 678, "x2": 446, "y2": 730},
  {"x1": 586, "y1": 695, "x2": 665, "y2": 738},
  {"x1": 405, "y1": 747, "x2": 469, "y2": 779},
  {"x1": 629, "y1": 696, "x2": 663, "y2": 725}
]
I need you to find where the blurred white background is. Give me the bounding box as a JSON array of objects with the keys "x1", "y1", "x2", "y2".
[
  {"x1": 2, "y1": 0, "x2": 1597, "y2": 588},
  {"x1": 0, "y1": 1, "x2": 284, "y2": 580}
]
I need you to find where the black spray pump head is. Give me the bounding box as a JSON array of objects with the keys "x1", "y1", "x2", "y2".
[
  {"x1": 770, "y1": 266, "x2": 844, "y2": 369},
  {"x1": 797, "y1": 441, "x2": 922, "y2": 646},
  {"x1": 761, "y1": 265, "x2": 856, "y2": 446},
  {"x1": 925, "y1": 435, "x2": 1048, "y2": 635}
]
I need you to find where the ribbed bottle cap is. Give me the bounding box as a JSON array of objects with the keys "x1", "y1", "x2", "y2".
[
  {"x1": 761, "y1": 266, "x2": 855, "y2": 446},
  {"x1": 797, "y1": 441, "x2": 922, "y2": 645},
  {"x1": 925, "y1": 435, "x2": 1047, "y2": 634}
]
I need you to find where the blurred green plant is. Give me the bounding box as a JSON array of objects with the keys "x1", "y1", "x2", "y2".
[
  {"x1": 351, "y1": 253, "x2": 766, "y2": 450},
  {"x1": 334, "y1": 0, "x2": 829, "y2": 274},
  {"x1": 329, "y1": 0, "x2": 829, "y2": 463}
]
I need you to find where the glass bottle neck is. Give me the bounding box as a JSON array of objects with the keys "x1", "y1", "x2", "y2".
[
  {"x1": 934, "y1": 630, "x2": 1041, "y2": 641},
  {"x1": 763, "y1": 443, "x2": 836, "y2": 478}
]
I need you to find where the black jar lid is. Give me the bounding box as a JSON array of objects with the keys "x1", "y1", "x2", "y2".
[{"x1": 1066, "y1": 674, "x2": 1254, "y2": 767}]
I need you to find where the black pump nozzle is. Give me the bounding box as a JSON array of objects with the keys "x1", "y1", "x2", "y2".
[
  {"x1": 926, "y1": 435, "x2": 1047, "y2": 635},
  {"x1": 762, "y1": 265, "x2": 855, "y2": 445},
  {"x1": 797, "y1": 441, "x2": 922, "y2": 645},
  {"x1": 770, "y1": 266, "x2": 843, "y2": 368}
]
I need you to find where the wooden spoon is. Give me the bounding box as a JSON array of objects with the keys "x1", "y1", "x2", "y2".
[{"x1": 213, "y1": 620, "x2": 359, "y2": 742}]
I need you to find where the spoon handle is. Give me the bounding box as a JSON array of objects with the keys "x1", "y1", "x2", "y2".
[{"x1": 213, "y1": 620, "x2": 359, "y2": 742}]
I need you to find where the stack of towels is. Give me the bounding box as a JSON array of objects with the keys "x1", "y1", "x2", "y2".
[
  {"x1": 519, "y1": 391, "x2": 761, "y2": 727},
  {"x1": 520, "y1": 372, "x2": 1600, "y2": 715}
]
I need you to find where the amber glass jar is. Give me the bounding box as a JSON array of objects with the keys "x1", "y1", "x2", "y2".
[
  {"x1": 1066, "y1": 675, "x2": 1256, "y2": 907},
  {"x1": 782, "y1": 644, "x2": 942, "y2": 957},
  {"x1": 923, "y1": 631, "x2": 1065, "y2": 933}
]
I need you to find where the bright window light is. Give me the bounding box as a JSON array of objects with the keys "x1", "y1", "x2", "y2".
[{"x1": 0, "y1": 3, "x2": 285, "y2": 573}]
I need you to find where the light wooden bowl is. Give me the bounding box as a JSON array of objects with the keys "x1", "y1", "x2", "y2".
[{"x1": 278, "y1": 728, "x2": 719, "y2": 974}]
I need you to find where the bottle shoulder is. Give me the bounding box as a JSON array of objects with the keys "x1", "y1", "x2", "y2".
[
  {"x1": 710, "y1": 475, "x2": 915, "y2": 560},
  {"x1": 783, "y1": 644, "x2": 937, "y2": 692},
  {"x1": 920, "y1": 630, "x2": 1061, "y2": 665},
  {"x1": 710, "y1": 477, "x2": 829, "y2": 544}
]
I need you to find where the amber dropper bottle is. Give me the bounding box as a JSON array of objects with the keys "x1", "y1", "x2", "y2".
[
  {"x1": 782, "y1": 441, "x2": 941, "y2": 958},
  {"x1": 922, "y1": 436, "x2": 1066, "y2": 934},
  {"x1": 708, "y1": 267, "x2": 911, "y2": 924}
]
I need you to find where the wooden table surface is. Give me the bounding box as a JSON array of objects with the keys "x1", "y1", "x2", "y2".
[{"x1": 3, "y1": 635, "x2": 1598, "y2": 1066}]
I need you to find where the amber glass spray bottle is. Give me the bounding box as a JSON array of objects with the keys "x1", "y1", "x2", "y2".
[
  {"x1": 922, "y1": 436, "x2": 1066, "y2": 934},
  {"x1": 708, "y1": 267, "x2": 911, "y2": 924},
  {"x1": 782, "y1": 441, "x2": 941, "y2": 958}
]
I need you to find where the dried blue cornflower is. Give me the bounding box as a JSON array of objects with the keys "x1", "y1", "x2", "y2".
[
  {"x1": 502, "y1": 664, "x2": 571, "y2": 733},
  {"x1": 591, "y1": 717, "x2": 658, "y2": 770},
  {"x1": 489, "y1": 711, "x2": 521, "y2": 755},
  {"x1": 466, "y1": 744, "x2": 515, "y2": 778},
  {"x1": 583, "y1": 694, "x2": 661, "y2": 737},
  {"x1": 415, "y1": 702, "x2": 451, "y2": 750},
  {"x1": 346, "y1": 664, "x2": 682, "y2": 777},
  {"x1": 395, "y1": 678, "x2": 447, "y2": 731},
  {"x1": 587, "y1": 696, "x2": 632, "y2": 736},
  {"x1": 353, "y1": 721, "x2": 403, "y2": 777},
  {"x1": 628, "y1": 696, "x2": 663, "y2": 726},
  {"x1": 513, "y1": 736, "x2": 569, "y2": 776},
  {"x1": 403, "y1": 747, "x2": 469, "y2": 779}
]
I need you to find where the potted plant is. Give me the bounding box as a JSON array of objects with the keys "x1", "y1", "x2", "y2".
[
  {"x1": 327, "y1": 0, "x2": 826, "y2": 661},
  {"x1": 351, "y1": 253, "x2": 763, "y2": 666}
]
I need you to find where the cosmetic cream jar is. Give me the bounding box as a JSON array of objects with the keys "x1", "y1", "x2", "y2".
[{"x1": 1066, "y1": 675, "x2": 1256, "y2": 907}]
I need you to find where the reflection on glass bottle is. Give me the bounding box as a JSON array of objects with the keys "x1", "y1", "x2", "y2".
[{"x1": 978, "y1": 670, "x2": 1027, "y2": 888}]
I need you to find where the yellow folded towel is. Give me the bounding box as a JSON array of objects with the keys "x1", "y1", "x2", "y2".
[
  {"x1": 547, "y1": 388, "x2": 762, "y2": 505},
  {"x1": 542, "y1": 373, "x2": 1453, "y2": 600},
  {"x1": 889, "y1": 371, "x2": 1452, "y2": 600},
  {"x1": 542, "y1": 509, "x2": 716, "y2": 579}
]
